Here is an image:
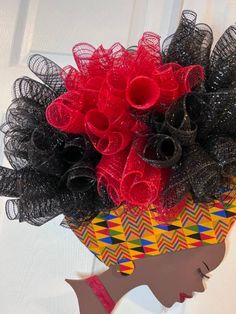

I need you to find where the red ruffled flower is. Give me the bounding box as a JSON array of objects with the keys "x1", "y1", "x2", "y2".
[
  {"x1": 46, "y1": 32, "x2": 204, "y2": 135},
  {"x1": 45, "y1": 32, "x2": 204, "y2": 220},
  {"x1": 97, "y1": 137, "x2": 162, "y2": 207}
]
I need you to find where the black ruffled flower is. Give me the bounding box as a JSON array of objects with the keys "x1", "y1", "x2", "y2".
[
  {"x1": 0, "y1": 55, "x2": 114, "y2": 226},
  {"x1": 142, "y1": 10, "x2": 236, "y2": 206}
]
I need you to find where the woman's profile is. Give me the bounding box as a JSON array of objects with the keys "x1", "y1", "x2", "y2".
[{"x1": 66, "y1": 243, "x2": 225, "y2": 312}]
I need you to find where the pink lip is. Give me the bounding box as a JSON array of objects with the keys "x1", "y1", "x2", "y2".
[{"x1": 179, "y1": 293, "x2": 192, "y2": 303}]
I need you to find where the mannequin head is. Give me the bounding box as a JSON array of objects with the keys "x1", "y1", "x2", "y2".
[{"x1": 68, "y1": 183, "x2": 235, "y2": 311}]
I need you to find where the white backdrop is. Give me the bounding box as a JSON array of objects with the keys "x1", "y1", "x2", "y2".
[{"x1": 0, "y1": 1, "x2": 236, "y2": 313}]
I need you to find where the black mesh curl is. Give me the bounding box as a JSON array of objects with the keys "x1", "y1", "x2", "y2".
[
  {"x1": 0, "y1": 55, "x2": 114, "y2": 226},
  {"x1": 162, "y1": 10, "x2": 213, "y2": 72},
  {"x1": 207, "y1": 25, "x2": 236, "y2": 91},
  {"x1": 28, "y1": 54, "x2": 66, "y2": 96}
]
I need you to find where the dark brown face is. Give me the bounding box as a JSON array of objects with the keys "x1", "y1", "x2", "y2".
[{"x1": 140, "y1": 242, "x2": 225, "y2": 307}]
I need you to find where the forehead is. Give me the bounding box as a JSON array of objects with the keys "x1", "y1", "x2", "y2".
[{"x1": 71, "y1": 183, "x2": 236, "y2": 273}]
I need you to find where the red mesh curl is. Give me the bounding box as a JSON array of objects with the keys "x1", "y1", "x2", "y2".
[
  {"x1": 176, "y1": 65, "x2": 204, "y2": 95},
  {"x1": 83, "y1": 76, "x2": 105, "y2": 108},
  {"x1": 120, "y1": 138, "x2": 162, "y2": 206},
  {"x1": 108, "y1": 43, "x2": 130, "y2": 69},
  {"x1": 97, "y1": 87, "x2": 129, "y2": 118},
  {"x1": 126, "y1": 76, "x2": 160, "y2": 110},
  {"x1": 97, "y1": 131, "x2": 132, "y2": 155},
  {"x1": 138, "y1": 32, "x2": 161, "y2": 61},
  {"x1": 72, "y1": 43, "x2": 96, "y2": 76},
  {"x1": 84, "y1": 109, "x2": 110, "y2": 138},
  {"x1": 111, "y1": 110, "x2": 137, "y2": 131},
  {"x1": 61, "y1": 65, "x2": 84, "y2": 91},
  {"x1": 86, "y1": 128, "x2": 132, "y2": 156},
  {"x1": 97, "y1": 148, "x2": 129, "y2": 204},
  {"x1": 106, "y1": 69, "x2": 128, "y2": 97},
  {"x1": 154, "y1": 64, "x2": 180, "y2": 105},
  {"x1": 87, "y1": 45, "x2": 113, "y2": 77},
  {"x1": 46, "y1": 91, "x2": 85, "y2": 133},
  {"x1": 132, "y1": 32, "x2": 161, "y2": 77}
]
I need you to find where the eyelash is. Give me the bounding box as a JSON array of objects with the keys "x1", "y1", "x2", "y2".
[{"x1": 198, "y1": 268, "x2": 210, "y2": 279}]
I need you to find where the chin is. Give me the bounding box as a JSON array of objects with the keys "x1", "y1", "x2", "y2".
[
  {"x1": 159, "y1": 299, "x2": 176, "y2": 308},
  {"x1": 159, "y1": 295, "x2": 191, "y2": 308}
]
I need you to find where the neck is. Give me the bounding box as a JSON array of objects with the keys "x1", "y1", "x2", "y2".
[
  {"x1": 66, "y1": 266, "x2": 142, "y2": 314},
  {"x1": 98, "y1": 266, "x2": 141, "y2": 303}
]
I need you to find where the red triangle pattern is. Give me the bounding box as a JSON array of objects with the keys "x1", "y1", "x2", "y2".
[
  {"x1": 213, "y1": 202, "x2": 225, "y2": 209},
  {"x1": 98, "y1": 229, "x2": 110, "y2": 236},
  {"x1": 191, "y1": 241, "x2": 203, "y2": 247},
  {"x1": 144, "y1": 247, "x2": 157, "y2": 253},
  {"x1": 133, "y1": 253, "x2": 145, "y2": 259},
  {"x1": 107, "y1": 221, "x2": 121, "y2": 228},
  {"x1": 200, "y1": 234, "x2": 214, "y2": 240},
  {"x1": 119, "y1": 264, "x2": 133, "y2": 272}
]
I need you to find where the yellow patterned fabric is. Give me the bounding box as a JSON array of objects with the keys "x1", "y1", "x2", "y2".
[{"x1": 70, "y1": 184, "x2": 236, "y2": 275}]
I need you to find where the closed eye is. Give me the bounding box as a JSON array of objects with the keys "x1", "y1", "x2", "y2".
[{"x1": 198, "y1": 268, "x2": 210, "y2": 279}]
